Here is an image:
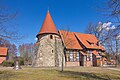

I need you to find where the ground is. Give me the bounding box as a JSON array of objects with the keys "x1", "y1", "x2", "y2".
[{"x1": 0, "y1": 66, "x2": 120, "y2": 80}]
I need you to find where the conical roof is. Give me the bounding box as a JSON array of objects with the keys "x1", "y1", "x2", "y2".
[{"x1": 37, "y1": 11, "x2": 58, "y2": 37}]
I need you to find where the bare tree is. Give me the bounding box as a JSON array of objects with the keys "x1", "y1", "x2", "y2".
[
  {"x1": 0, "y1": 4, "x2": 24, "y2": 61},
  {"x1": 85, "y1": 22, "x2": 114, "y2": 43},
  {"x1": 102, "y1": 0, "x2": 120, "y2": 66},
  {"x1": 84, "y1": 22, "x2": 120, "y2": 66},
  {"x1": 85, "y1": 22, "x2": 99, "y2": 38},
  {"x1": 32, "y1": 43, "x2": 40, "y2": 67},
  {"x1": 33, "y1": 28, "x2": 76, "y2": 71},
  {"x1": 0, "y1": 6, "x2": 23, "y2": 42},
  {"x1": 0, "y1": 38, "x2": 17, "y2": 61},
  {"x1": 19, "y1": 43, "x2": 35, "y2": 65},
  {"x1": 106, "y1": 0, "x2": 120, "y2": 24},
  {"x1": 58, "y1": 30, "x2": 76, "y2": 71},
  {"x1": 43, "y1": 34, "x2": 65, "y2": 71},
  {"x1": 85, "y1": 0, "x2": 120, "y2": 66},
  {"x1": 45, "y1": 27, "x2": 78, "y2": 71}
]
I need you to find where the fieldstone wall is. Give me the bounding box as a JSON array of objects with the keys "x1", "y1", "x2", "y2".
[
  {"x1": 55, "y1": 37, "x2": 65, "y2": 67},
  {"x1": 33, "y1": 34, "x2": 65, "y2": 67}
]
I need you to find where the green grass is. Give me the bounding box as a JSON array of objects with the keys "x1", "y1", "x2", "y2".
[{"x1": 0, "y1": 67, "x2": 120, "y2": 80}]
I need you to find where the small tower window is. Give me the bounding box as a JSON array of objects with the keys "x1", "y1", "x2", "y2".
[
  {"x1": 52, "y1": 50, "x2": 53, "y2": 53},
  {"x1": 50, "y1": 35, "x2": 53, "y2": 39}
]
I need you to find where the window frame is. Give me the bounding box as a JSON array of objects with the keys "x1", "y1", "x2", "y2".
[{"x1": 66, "y1": 50, "x2": 80, "y2": 62}]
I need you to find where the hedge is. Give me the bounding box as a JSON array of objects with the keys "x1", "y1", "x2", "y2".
[{"x1": 2, "y1": 60, "x2": 14, "y2": 67}]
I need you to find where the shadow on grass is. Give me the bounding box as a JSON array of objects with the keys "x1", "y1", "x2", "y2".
[
  {"x1": 58, "y1": 70, "x2": 111, "y2": 80},
  {"x1": 0, "y1": 71, "x2": 16, "y2": 80}
]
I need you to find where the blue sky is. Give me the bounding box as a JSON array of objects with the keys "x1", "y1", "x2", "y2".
[{"x1": 0, "y1": 0, "x2": 109, "y2": 46}]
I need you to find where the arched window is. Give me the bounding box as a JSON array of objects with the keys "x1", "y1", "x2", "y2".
[{"x1": 50, "y1": 35, "x2": 53, "y2": 39}]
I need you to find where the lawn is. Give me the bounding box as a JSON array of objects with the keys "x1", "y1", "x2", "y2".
[{"x1": 0, "y1": 67, "x2": 120, "y2": 80}]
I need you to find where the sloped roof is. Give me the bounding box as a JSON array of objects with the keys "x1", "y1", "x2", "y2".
[
  {"x1": 92, "y1": 50, "x2": 98, "y2": 55},
  {"x1": 100, "y1": 45, "x2": 105, "y2": 51},
  {"x1": 59, "y1": 30, "x2": 105, "y2": 50},
  {"x1": 0, "y1": 47, "x2": 8, "y2": 56},
  {"x1": 80, "y1": 51, "x2": 87, "y2": 55},
  {"x1": 37, "y1": 11, "x2": 58, "y2": 36},
  {"x1": 59, "y1": 30, "x2": 82, "y2": 50},
  {"x1": 0, "y1": 57, "x2": 6, "y2": 64},
  {"x1": 74, "y1": 32, "x2": 104, "y2": 49}
]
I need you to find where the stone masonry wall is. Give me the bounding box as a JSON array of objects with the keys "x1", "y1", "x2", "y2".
[
  {"x1": 34, "y1": 34, "x2": 65, "y2": 67},
  {"x1": 55, "y1": 37, "x2": 65, "y2": 67}
]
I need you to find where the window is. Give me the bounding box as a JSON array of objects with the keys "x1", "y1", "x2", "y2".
[
  {"x1": 87, "y1": 55, "x2": 91, "y2": 61},
  {"x1": 87, "y1": 51, "x2": 92, "y2": 61},
  {"x1": 66, "y1": 50, "x2": 80, "y2": 62},
  {"x1": 66, "y1": 53, "x2": 69, "y2": 61},
  {"x1": 74, "y1": 53, "x2": 76, "y2": 61},
  {"x1": 91, "y1": 43, "x2": 94, "y2": 46},
  {"x1": 52, "y1": 50, "x2": 53, "y2": 53},
  {"x1": 66, "y1": 51, "x2": 69, "y2": 54},
  {"x1": 84, "y1": 56, "x2": 87, "y2": 61},
  {"x1": 50, "y1": 35, "x2": 53, "y2": 39},
  {"x1": 76, "y1": 52, "x2": 79, "y2": 61},
  {"x1": 70, "y1": 51, "x2": 73, "y2": 61},
  {"x1": 96, "y1": 42, "x2": 99, "y2": 46},
  {"x1": 90, "y1": 52, "x2": 92, "y2": 61}
]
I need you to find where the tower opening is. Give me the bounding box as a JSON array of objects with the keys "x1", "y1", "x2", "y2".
[{"x1": 50, "y1": 35, "x2": 53, "y2": 39}]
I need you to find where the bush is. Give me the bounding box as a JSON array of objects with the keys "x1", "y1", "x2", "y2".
[
  {"x1": 2, "y1": 60, "x2": 14, "y2": 67},
  {"x1": 20, "y1": 58, "x2": 24, "y2": 65}
]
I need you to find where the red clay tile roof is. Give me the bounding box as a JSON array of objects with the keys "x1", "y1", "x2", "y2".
[
  {"x1": 59, "y1": 30, "x2": 82, "y2": 50},
  {"x1": 92, "y1": 50, "x2": 98, "y2": 55},
  {"x1": 37, "y1": 11, "x2": 58, "y2": 36},
  {"x1": 100, "y1": 45, "x2": 105, "y2": 51},
  {"x1": 0, "y1": 57, "x2": 6, "y2": 64},
  {"x1": 0, "y1": 47, "x2": 8, "y2": 56},
  {"x1": 74, "y1": 32, "x2": 104, "y2": 50},
  {"x1": 59, "y1": 30, "x2": 105, "y2": 50},
  {"x1": 80, "y1": 51, "x2": 87, "y2": 55}
]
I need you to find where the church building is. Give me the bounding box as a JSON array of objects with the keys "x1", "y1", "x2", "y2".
[{"x1": 33, "y1": 11, "x2": 107, "y2": 67}]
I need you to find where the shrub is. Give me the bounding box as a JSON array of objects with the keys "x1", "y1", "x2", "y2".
[
  {"x1": 20, "y1": 59, "x2": 24, "y2": 65},
  {"x1": 20, "y1": 58, "x2": 24, "y2": 65},
  {"x1": 2, "y1": 60, "x2": 14, "y2": 67}
]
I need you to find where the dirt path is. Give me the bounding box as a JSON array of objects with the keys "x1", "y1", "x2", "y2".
[{"x1": 106, "y1": 68, "x2": 120, "y2": 71}]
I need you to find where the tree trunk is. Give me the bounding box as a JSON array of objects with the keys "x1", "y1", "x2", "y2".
[
  {"x1": 61, "y1": 54, "x2": 64, "y2": 72},
  {"x1": 115, "y1": 56, "x2": 118, "y2": 67},
  {"x1": 115, "y1": 37, "x2": 119, "y2": 67}
]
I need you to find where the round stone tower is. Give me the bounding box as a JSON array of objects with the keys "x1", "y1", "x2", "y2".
[{"x1": 33, "y1": 11, "x2": 64, "y2": 67}]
